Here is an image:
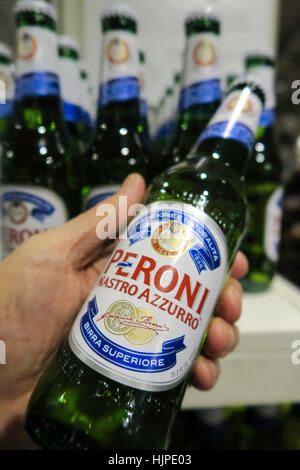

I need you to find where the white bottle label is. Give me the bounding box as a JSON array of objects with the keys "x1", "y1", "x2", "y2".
[
  {"x1": 84, "y1": 185, "x2": 121, "y2": 211},
  {"x1": 264, "y1": 187, "x2": 283, "y2": 262},
  {"x1": 70, "y1": 202, "x2": 228, "y2": 392},
  {"x1": 16, "y1": 26, "x2": 60, "y2": 99},
  {"x1": 99, "y1": 30, "x2": 139, "y2": 106},
  {"x1": 1, "y1": 185, "x2": 68, "y2": 259},
  {"x1": 179, "y1": 32, "x2": 221, "y2": 110},
  {"x1": 198, "y1": 90, "x2": 263, "y2": 151},
  {"x1": 59, "y1": 56, "x2": 81, "y2": 107},
  {"x1": 0, "y1": 64, "x2": 14, "y2": 100}
]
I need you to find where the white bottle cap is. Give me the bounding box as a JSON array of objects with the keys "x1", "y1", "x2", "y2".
[
  {"x1": 58, "y1": 35, "x2": 80, "y2": 55},
  {"x1": 185, "y1": 5, "x2": 221, "y2": 24},
  {"x1": 101, "y1": 3, "x2": 137, "y2": 22},
  {"x1": 0, "y1": 42, "x2": 13, "y2": 60},
  {"x1": 14, "y1": 0, "x2": 57, "y2": 22}
]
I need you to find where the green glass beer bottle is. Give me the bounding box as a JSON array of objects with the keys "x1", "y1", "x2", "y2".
[
  {"x1": 58, "y1": 35, "x2": 85, "y2": 147},
  {"x1": 163, "y1": 7, "x2": 222, "y2": 169},
  {"x1": 81, "y1": 5, "x2": 150, "y2": 210},
  {"x1": 0, "y1": 0, "x2": 79, "y2": 259},
  {"x1": 0, "y1": 43, "x2": 15, "y2": 140},
  {"x1": 24, "y1": 79, "x2": 264, "y2": 450},
  {"x1": 241, "y1": 49, "x2": 283, "y2": 292}
]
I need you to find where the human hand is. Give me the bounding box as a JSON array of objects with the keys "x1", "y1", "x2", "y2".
[{"x1": 0, "y1": 173, "x2": 247, "y2": 447}]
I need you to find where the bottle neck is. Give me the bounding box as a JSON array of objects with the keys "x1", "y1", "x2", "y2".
[
  {"x1": 59, "y1": 55, "x2": 82, "y2": 124},
  {"x1": 96, "y1": 98, "x2": 142, "y2": 131},
  {"x1": 193, "y1": 86, "x2": 264, "y2": 174},
  {"x1": 194, "y1": 136, "x2": 250, "y2": 175},
  {"x1": 14, "y1": 95, "x2": 64, "y2": 130},
  {"x1": 96, "y1": 27, "x2": 142, "y2": 128},
  {"x1": 247, "y1": 63, "x2": 276, "y2": 128},
  {"x1": 15, "y1": 22, "x2": 62, "y2": 120},
  {"x1": 179, "y1": 29, "x2": 222, "y2": 113}
]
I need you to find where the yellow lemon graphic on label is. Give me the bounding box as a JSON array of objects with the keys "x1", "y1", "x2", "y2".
[
  {"x1": 125, "y1": 309, "x2": 157, "y2": 345},
  {"x1": 104, "y1": 301, "x2": 137, "y2": 335}
]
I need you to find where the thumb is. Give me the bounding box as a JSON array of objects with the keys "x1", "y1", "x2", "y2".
[{"x1": 60, "y1": 173, "x2": 146, "y2": 270}]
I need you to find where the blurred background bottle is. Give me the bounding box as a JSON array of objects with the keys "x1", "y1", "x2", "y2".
[
  {"x1": 81, "y1": 4, "x2": 150, "y2": 211},
  {"x1": 58, "y1": 35, "x2": 85, "y2": 150},
  {"x1": 163, "y1": 7, "x2": 222, "y2": 170},
  {"x1": 0, "y1": 42, "x2": 14, "y2": 141},
  {"x1": 0, "y1": 0, "x2": 79, "y2": 259},
  {"x1": 241, "y1": 49, "x2": 283, "y2": 292}
]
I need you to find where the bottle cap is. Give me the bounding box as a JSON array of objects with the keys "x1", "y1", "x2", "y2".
[
  {"x1": 185, "y1": 5, "x2": 221, "y2": 24},
  {"x1": 245, "y1": 46, "x2": 276, "y2": 62},
  {"x1": 14, "y1": 0, "x2": 57, "y2": 21},
  {"x1": 101, "y1": 3, "x2": 137, "y2": 22},
  {"x1": 228, "y1": 73, "x2": 266, "y2": 105},
  {"x1": 58, "y1": 35, "x2": 80, "y2": 54},
  {"x1": 0, "y1": 42, "x2": 13, "y2": 60}
]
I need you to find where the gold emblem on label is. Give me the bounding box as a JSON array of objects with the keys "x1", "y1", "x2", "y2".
[
  {"x1": 152, "y1": 221, "x2": 190, "y2": 257},
  {"x1": 125, "y1": 309, "x2": 158, "y2": 345},
  {"x1": 104, "y1": 300, "x2": 137, "y2": 335}
]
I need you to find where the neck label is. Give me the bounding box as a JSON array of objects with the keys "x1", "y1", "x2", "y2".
[
  {"x1": 179, "y1": 32, "x2": 221, "y2": 110},
  {"x1": 1, "y1": 185, "x2": 68, "y2": 259},
  {"x1": 248, "y1": 65, "x2": 275, "y2": 127},
  {"x1": 16, "y1": 26, "x2": 60, "y2": 99},
  {"x1": 198, "y1": 90, "x2": 263, "y2": 151},
  {"x1": 264, "y1": 186, "x2": 283, "y2": 262},
  {"x1": 99, "y1": 30, "x2": 140, "y2": 107},
  {"x1": 59, "y1": 56, "x2": 82, "y2": 122},
  {"x1": 69, "y1": 201, "x2": 227, "y2": 392}
]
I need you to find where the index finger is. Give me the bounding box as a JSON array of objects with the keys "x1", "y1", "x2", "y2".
[{"x1": 230, "y1": 251, "x2": 248, "y2": 279}]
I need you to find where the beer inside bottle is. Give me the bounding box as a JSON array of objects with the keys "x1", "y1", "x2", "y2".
[
  {"x1": 241, "y1": 49, "x2": 283, "y2": 292},
  {"x1": 58, "y1": 35, "x2": 85, "y2": 147},
  {"x1": 81, "y1": 5, "x2": 150, "y2": 211},
  {"x1": 0, "y1": 43, "x2": 14, "y2": 140},
  {"x1": 0, "y1": 0, "x2": 79, "y2": 259},
  {"x1": 24, "y1": 79, "x2": 264, "y2": 450},
  {"x1": 163, "y1": 7, "x2": 222, "y2": 169}
]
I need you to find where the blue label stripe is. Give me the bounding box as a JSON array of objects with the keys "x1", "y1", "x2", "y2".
[
  {"x1": 128, "y1": 208, "x2": 221, "y2": 274},
  {"x1": 259, "y1": 109, "x2": 275, "y2": 127},
  {"x1": 15, "y1": 72, "x2": 61, "y2": 99},
  {"x1": 141, "y1": 99, "x2": 148, "y2": 118},
  {"x1": 63, "y1": 101, "x2": 83, "y2": 123},
  {"x1": 179, "y1": 79, "x2": 222, "y2": 111},
  {"x1": 80, "y1": 297, "x2": 186, "y2": 373},
  {"x1": 198, "y1": 121, "x2": 254, "y2": 151},
  {"x1": 2, "y1": 191, "x2": 55, "y2": 223},
  {"x1": 0, "y1": 100, "x2": 13, "y2": 118},
  {"x1": 86, "y1": 191, "x2": 117, "y2": 210},
  {"x1": 99, "y1": 76, "x2": 140, "y2": 107}
]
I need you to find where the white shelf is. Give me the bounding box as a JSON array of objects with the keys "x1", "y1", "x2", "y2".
[{"x1": 182, "y1": 275, "x2": 300, "y2": 409}]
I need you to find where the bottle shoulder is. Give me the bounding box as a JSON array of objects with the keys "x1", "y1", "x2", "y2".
[{"x1": 148, "y1": 158, "x2": 248, "y2": 252}]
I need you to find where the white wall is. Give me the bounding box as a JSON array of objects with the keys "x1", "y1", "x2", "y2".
[{"x1": 63, "y1": 0, "x2": 280, "y2": 106}]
